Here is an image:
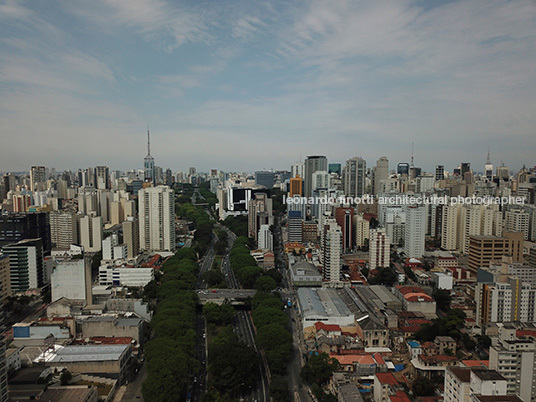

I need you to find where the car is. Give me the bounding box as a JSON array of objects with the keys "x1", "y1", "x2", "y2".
[{"x1": 203, "y1": 333, "x2": 206, "y2": 339}]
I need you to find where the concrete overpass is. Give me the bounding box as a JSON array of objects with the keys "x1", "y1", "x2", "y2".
[{"x1": 197, "y1": 289, "x2": 257, "y2": 306}]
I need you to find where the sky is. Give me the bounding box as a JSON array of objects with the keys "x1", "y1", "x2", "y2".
[{"x1": 1, "y1": 0, "x2": 535, "y2": 174}]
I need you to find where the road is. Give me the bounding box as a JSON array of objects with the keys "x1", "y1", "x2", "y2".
[
  {"x1": 120, "y1": 363, "x2": 146, "y2": 402},
  {"x1": 217, "y1": 224, "x2": 270, "y2": 402},
  {"x1": 273, "y1": 216, "x2": 313, "y2": 402}
]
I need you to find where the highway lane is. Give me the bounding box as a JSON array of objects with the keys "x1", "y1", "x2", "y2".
[{"x1": 217, "y1": 224, "x2": 269, "y2": 402}]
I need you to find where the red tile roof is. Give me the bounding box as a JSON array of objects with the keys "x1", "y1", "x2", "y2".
[
  {"x1": 461, "y1": 360, "x2": 489, "y2": 368},
  {"x1": 376, "y1": 372, "x2": 399, "y2": 386},
  {"x1": 314, "y1": 322, "x2": 342, "y2": 332}
]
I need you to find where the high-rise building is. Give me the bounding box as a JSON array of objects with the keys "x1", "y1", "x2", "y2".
[
  {"x1": 12, "y1": 193, "x2": 31, "y2": 212},
  {"x1": 404, "y1": 205, "x2": 426, "y2": 259},
  {"x1": 122, "y1": 218, "x2": 140, "y2": 259},
  {"x1": 373, "y1": 157, "x2": 389, "y2": 196},
  {"x1": 289, "y1": 175, "x2": 303, "y2": 197},
  {"x1": 30, "y1": 166, "x2": 46, "y2": 192},
  {"x1": 291, "y1": 162, "x2": 304, "y2": 179},
  {"x1": 343, "y1": 157, "x2": 366, "y2": 198},
  {"x1": 354, "y1": 214, "x2": 370, "y2": 248},
  {"x1": 143, "y1": 128, "x2": 155, "y2": 183},
  {"x1": 328, "y1": 163, "x2": 341, "y2": 175},
  {"x1": 476, "y1": 277, "x2": 536, "y2": 324},
  {"x1": 397, "y1": 163, "x2": 409, "y2": 176},
  {"x1": 0, "y1": 254, "x2": 12, "y2": 305},
  {"x1": 504, "y1": 209, "x2": 530, "y2": 240},
  {"x1": 258, "y1": 224, "x2": 273, "y2": 251},
  {"x1": 79, "y1": 215, "x2": 103, "y2": 253},
  {"x1": 369, "y1": 228, "x2": 390, "y2": 270},
  {"x1": 311, "y1": 170, "x2": 331, "y2": 193},
  {"x1": 2, "y1": 239, "x2": 44, "y2": 292},
  {"x1": 139, "y1": 185, "x2": 175, "y2": 253},
  {"x1": 322, "y1": 220, "x2": 342, "y2": 282},
  {"x1": 0, "y1": 213, "x2": 51, "y2": 255},
  {"x1": 255, "y1": 171, "x2": 275, "y2": 189},
  {"x1": 49, "y1": 211, "x2": 77, "y2": 249},
  {"x1": 435, "y1": 165, "x2": 445, "y2": 181},
  {"x1": 248, "y1": 193, "x2": 273, "y2": 240},
  {"x1": 335, "y1": 207, "x2": 354, "y2": 251},
  {"x1": 489, "y1": 331, "x2": 536, "y2": 401},
  {"x1": 304, "y1": 156, "x2": 328, "y2": 198},
  {"x1": 94, "y1": 166, "x2": 110, "y2": 190},
  {"x1": 287, "y1": 210, "x2": 303, "y2": 243},
  {"x1": 468, "y1": 232, "x2": 524, "y2": 274}
]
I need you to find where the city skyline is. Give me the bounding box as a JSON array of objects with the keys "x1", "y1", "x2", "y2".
[{"x1": 1, "y1": 0, "x2": 535, "y2": 172}]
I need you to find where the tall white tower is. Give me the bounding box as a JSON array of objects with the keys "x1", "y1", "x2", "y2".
[
  {"x1": 139, "y1": 185, "x2": 175, "y2": 253},
  {"x1": 144, "y1": 128, "x2": 155, "y2": 183}
]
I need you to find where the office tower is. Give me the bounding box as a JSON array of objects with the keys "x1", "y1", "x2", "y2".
[
  {"x1": 404, "y1": 205, "x2": 426, "y2": 259},
  {"x1": 110, "y1": 201, "x2": 124, "y2": 225},
  {"x1": 289, "y1": 175, "x2": 303, "y2": 197},
  {"x1": 51, "y1": 259, "x2": 87, "y2": 302},
  {"x1": 255, "y1": 171, "x2": 275, "y2": 189},
  {"x1": 258, "y1": 224, "x2": 273, "y2": 251},
  {"x1": 435, "y1": 165, "x2": 445, "y2": 181},
  {"x1": 311, "y1": 170, "x2": 331, "y2": 193},
  {"x1": 2, "y1": 239, "x2": 44, "y2": 292},
  {"x1": 373, "y1": 157, "x2": 389, "y2": 196},
  {"x1": 397, "y1": 163, "x2": 409, "y2": 176},
  {"x1": 459, "y1": 163, "x2": 470, "y2": 178},
  {"x1": 0, "y1": 212, "x2": 51, "y2": 255},
  {"x1": 335, "y1": 207, "x2": 354, "y2": 251},
  {"x1": 139, "y1": 185, "x2": 175, "y2": 253},
  {"x1": 343, "y1": 157, "x2": 366, "y2": 198},
  {"x1": 49, "y1": 211, "x2": 77, "y2": 249},
  {"x1": 30, "y1": 166, "x2": 46, "y2": 192},
  {"x1": 369, "y1": 228, "x2": 390, "y2": 270},
  {"x1": 354, "y1": 214, "x2": 370, "y2": 248},
  {"x1": 144, "y1": 128, "x2": 155, "y2": 183},
  {"x1": 287, "y1": 210, "x2": 303, "y2": 243},
  {"x1": 328, "y1": 163, "x2": 341, "y2": 175},
  {"x1": 94, "y1": 166, "x2": 110, "y2": 190},
  {"x1": 304, "y1": 156, "x2": 328, "y2": 197},
  {"x1": 122, "y1": 218, "x2": 140, "y2": 259},
  {"x1": 79, "y1": 215, "x2": 103, "y2": 252},
  {"x1": 468, "y1": 232, "x2": 524, "y2": 274},
  {"x1": 291, "y1": 162, "x2": 304, "y2": 179},
  {"x1": 0, "y1": 254, "x2": 11, "y2": 304},
  {"x1": 248, "y1": 193, "x2": 273, "y2": 241},
  {"x1": 322, "y1": 220, "x2": 342, "y2": 282}
]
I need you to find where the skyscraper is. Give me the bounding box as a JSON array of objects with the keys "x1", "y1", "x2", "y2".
[
  {"x1": 485, "y1": 148, "x2": 494, "y2": 180},
  {"x1": 404, "y1": 205, "x2": 426, "y2": 259},
  {"x1": 2, "y1": 239, "x2": 44, "y2": 292},
  {"x1": 139, "y1": 185, "x2": 175, "y2": 253},
  {"x1": 29, "y1": 166, "x2": 46, "y2": 192},
  {"x1": 335, "y1": 207, "x2": 354, "y2": 251},
  {"x1": 304, "y1": 156, "x2": 327, "y2": 198},
  {"x1": 322, "y1": 220, "x2": 342, "y2": 283},
  {"x1": 435, "y1": 165, "x2": 445, "y2": 181},
  {"x1": 369, "y1": 228, "x2": 390, "y2": 269},
  {"x1": 144, "y1": 128, "x2": 155, "y2": 183},
  {"x1": 373, "y1": 157, "x2": 389, "y2": 196},
  {"x1": 343, "y1": 157, "x2": 366, "y2": 198},
  {"x1": 94, "y1": 166, "x2": 110, "y2": 190}
]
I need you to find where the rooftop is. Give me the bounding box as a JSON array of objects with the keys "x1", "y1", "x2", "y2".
[
  {"x1": 448, "y1": 367, "x2": 472, "y2": 383},
  {"x1": 44, "y1": 344, "x2": 130, "y2": 364},
  {"x1": 375, "y1": 372, "x2": 399, "y2": 386},
  {"x1": 472, "y1": 369, "x2": 505, "y2": 381}
]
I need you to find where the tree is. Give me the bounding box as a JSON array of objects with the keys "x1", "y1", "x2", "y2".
[
  {"x1": 412, "y1": 375, "x2": 437, "y2": 396},
  {"x1": 203, "y1": 302, "x2": 235, "y2": 326},
  {"x1": 270, "y1": 375, "x2": 290, "y2": 402},
  {"x1": 301, "y1": 352, "x2": 340, "y2": 386},
  {"x1": 254, "y1": 275, "x2": 277, "y2": 292},
  {"x1": 432, "y1": 289, "x2": 452, "y2": 312}
]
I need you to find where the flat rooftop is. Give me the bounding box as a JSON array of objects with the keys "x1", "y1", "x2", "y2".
[
  {"x1": 43, "y1": 344, "x2": 129, "y2": 364},
  {"x1": 297, "y1": 288, "x2": 353, "y2": 318}
]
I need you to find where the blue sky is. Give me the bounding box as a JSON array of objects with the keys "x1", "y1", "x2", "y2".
[{"x1": 1, "y1": 0, "x2": 535, "y2": 174}]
